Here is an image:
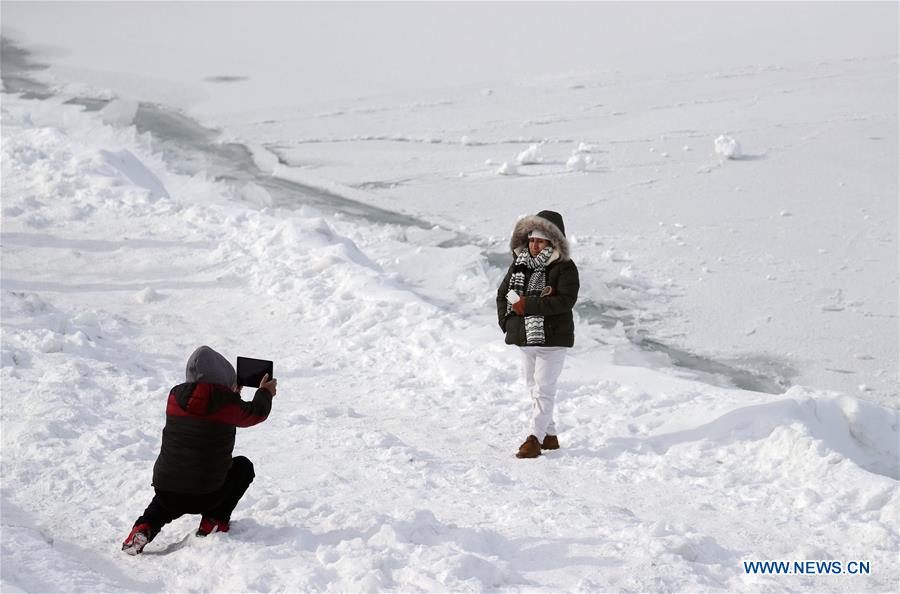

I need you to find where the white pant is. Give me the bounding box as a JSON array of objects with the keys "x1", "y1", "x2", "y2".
[{"x1": 520, "y1": 346, "x2": 567, "y2": 441}]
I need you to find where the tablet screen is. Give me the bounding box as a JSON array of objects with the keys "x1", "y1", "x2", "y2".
[{"x1": 236, "y1": 357, "x2": 273, "y2": 388}]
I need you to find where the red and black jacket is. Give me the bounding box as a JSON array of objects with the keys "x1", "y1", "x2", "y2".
[{"x1": 151, "y1": 382, "x2": 272, "y2": 494}]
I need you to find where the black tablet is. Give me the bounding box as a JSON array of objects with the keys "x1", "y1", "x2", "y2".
[{"x1": 236, "y1": 357, "x2": 273, "y2": 388}]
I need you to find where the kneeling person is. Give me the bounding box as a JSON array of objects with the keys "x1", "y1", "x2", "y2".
[{"x1": 122, "y1": 345, "x2": 277, "y2": 555}]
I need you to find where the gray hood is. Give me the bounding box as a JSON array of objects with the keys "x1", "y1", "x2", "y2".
[{"x1": 185, "y1": 345, "x2": 236, "y2": 388}]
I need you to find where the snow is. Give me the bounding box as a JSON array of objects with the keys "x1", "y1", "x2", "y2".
[
  {"x1": 515, "y1": 143, "x2": 544, "y2": 166},
  {"x1": 565, "y1": 152, "x2": 590, "y2": 172},
  {"x1": 496, "y1": 161, "x2": 518, "y2": 176},
  {"x1": 98, "y1": 149, "x2": 170, "y2": 200},
  {"x1": 98, "y1": 99, "x2": 138, "y2": 127},
  {"x1": 1, "y1": 2, "x2": 899, "y2": 592},
  {"x1": 714, "y1": 135, "x2": 742, "y2": 160}
]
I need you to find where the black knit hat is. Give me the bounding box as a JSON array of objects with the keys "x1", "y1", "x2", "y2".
[{"x1": 536, "y1": 210, "x2": 565, "y2": 237}]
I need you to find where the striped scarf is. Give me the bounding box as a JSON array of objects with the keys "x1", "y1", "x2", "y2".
[{"x1": 506, "y1": 246, "x2": 553, "y2": 345}]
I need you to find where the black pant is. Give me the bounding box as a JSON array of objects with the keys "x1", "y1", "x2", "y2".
[{"x1": 135, "y1": 456, "x2": 255, "y2": 541}]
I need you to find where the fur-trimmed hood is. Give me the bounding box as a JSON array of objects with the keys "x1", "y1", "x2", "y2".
[{"x1": 509, "y1": 210, "x2": 570, "y2": 261}]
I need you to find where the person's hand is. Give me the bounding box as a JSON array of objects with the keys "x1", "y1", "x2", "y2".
[
  {"x1": 259, "y1": 373, "x2": 277, "y2": 397},
  {"x1": 511, "y1": 298, "x2": 526, "y2": 316}
]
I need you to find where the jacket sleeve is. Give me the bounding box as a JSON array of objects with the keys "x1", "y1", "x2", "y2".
[
  {"x1": 496, "y1": 262, "x2": 515, "y2": 330},
  {"x1": 523, "y1": 260, "x2": 579, "y2": 316},
  {"x1": 206, "y1": 387, "x2": 273, "y2": 428}
]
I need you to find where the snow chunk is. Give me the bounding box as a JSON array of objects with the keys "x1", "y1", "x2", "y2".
[
  {"x1": 496, "y1": 161, "x2": 517, "y2": 176},
  {"x1": 72, "y1": 311, "x2": 100, "y2": 328},
  {"x1": 99, "y1": 99, "x2": 139, "y2": 127},
  {"x1": 38, "y1": 333, "x2": 64, "y2": 353},
  {"x1": 515, "y1": 143, "x2": 543, "y2": 165},
  {"x1": 135, "y1": 288, "x2": 164, "y2": 303},
  {"x1": 239, "y1": 182, "x2": 274, "y2": 207},
  {"x1": 566, "y1": 152, "x2": 589, "y2": 171},
  {"x1": 714, "y1": 135, "x2": 742, "y2": 159},
  {"x1": 3, "y1": 292, "x2": 50, "y2": 316},
  {"x1": 98, "y1": 149, "x2": 170, "y2": 199}
]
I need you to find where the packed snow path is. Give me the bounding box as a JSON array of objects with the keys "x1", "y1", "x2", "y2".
[{"x1": 2, "y1": 94, "x2": 898, "y2": 592}]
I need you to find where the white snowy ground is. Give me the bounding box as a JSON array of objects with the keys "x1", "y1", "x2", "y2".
[{"x1": 2, "y1": 86, "x2": 899, "y2": 594}]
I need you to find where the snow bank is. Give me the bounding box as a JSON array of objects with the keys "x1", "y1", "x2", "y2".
[{"x1": 615, "y1": 386, "x2": 899, "y2": 480}]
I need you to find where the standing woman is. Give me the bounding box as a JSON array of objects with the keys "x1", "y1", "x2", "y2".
[{"x1": 497, "y1": 210, "x2": 579, "y2": 458}]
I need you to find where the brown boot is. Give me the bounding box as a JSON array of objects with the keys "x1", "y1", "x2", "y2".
[
  {"x1": 541, "y1": 435, "x2": 559, "y2": 450},
  {"x1": 516, "y1": 435, "x2": 541, "y2": 458}
]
